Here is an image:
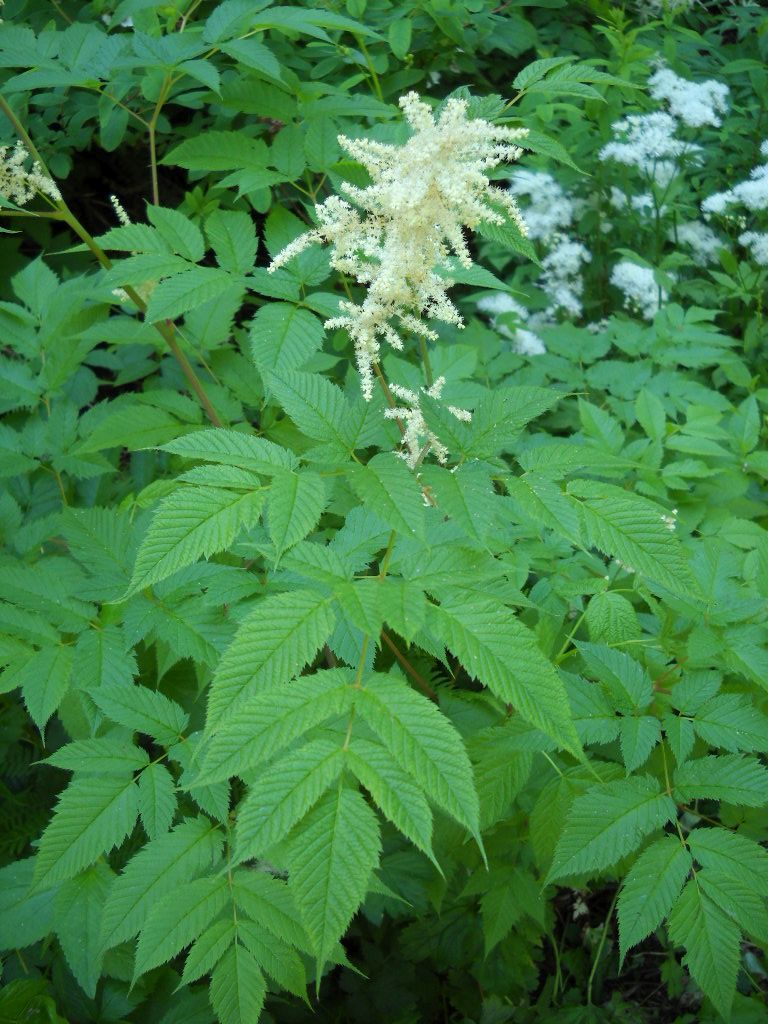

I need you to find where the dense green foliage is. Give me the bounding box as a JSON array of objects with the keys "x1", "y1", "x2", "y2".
[{"x1": 1, "y1": 1, "x2": 767, "y2": 1022}]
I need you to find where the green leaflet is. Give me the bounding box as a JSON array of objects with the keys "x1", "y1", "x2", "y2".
[
  {"x1": 43, "y1": 738, "x2": 149, "y2": 775},
  {"x1": 250, "y1": 302, "x2": 324, "y2": 372},
  {"x1": 231, "y1": 869, "x2": 313, "y2": 955},
  {"x1": 134, "y1": 874, "x2": 229, "y2": 979},
  {"x1": 160, "y1": 429, "x2": 297, "y2": 474},
  {"x1": 266, "y1": 469, "x2": 326, "y2": 561},
  {"x1": 673, "y1": 754, "x2": 768, "y2": 806},
  {"x1": 126, "y1": 485, "x2": 265, "y2": 595},
  {"x1": 210, "y1": 943, "x2": 267, "y2": 1024},
  {"x1": 617, "y1": 835, "x2": 692, "y2": 962},
  {"x1": 668, "y1": 878, "x2": 741, "y2": 1021},
  {"x1": 235, "y1": 739, "x2": 346, "y2": 861},
  {"x1": 137, "y1": 763, "x2": 177, "y2": 840},
  {"x1": 236, "y1": 920, "x2": 308, "y2": 999},
  {"x1": 100, "y1": 816, "x2": 222, "y2": 952},
  {"x1": 205, "y1": 589, "x2": 337, "y2": 729},
  {"x1": 287, "y1": 785, "x2": 381, "y2": 976},
  {"x1": 33, "y1": 775, "x2": 139, "y2": 891},
  {"x1": 349, "y1": 453, "x2": 425, "y2": 540},
  {"x1": 547, "y1": 775, "x2": 676, "y2": 882},
  {"x1": 687, "y1": 828, "x2": 768, "y2": 897},
  {"x1": 265, "y1": 369, "x2": 355, "y2": 453},
  {"x1": 430, "y1": 598, "x2": 582, "y2": 756},
  {"x1": 355, "y1": 673, "x2": 481, "y2": 840},
  {"x1": 206, "y1": 209, "x2": 258, "y2": 275},
  {"x1": 91, "y1": 682, "x2": 189, "y2": 745},
  {"x1": 53, "y1": 863, "x2": 114, "y2": 998}
]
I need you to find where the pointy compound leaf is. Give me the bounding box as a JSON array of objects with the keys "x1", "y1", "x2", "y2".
[
  {"x1": 91, "y1": 682, "x2": 189, "y2": 745},
  {"x1": 430, "y1": 598, "x2": 582, "y2": 756},
  {"x1": 231, "y1": 869, "x2": 312, "y2": 954},
  {"x1": 693, "y1": 694, "x2": 768, "y2": 753},
  {"x1": 134, "y1": 874, "x2": 229, "y2": 979},
  {"x1": 356, "y1": 674, "x2": 480, "y2": 839},
  {"x1": 33, "y1": 775, "x2": 139, "y2": 890},
  {"x1": 568, "y1": 480, "x2": 692, "y2": 594},
  {"x1": 138, "y1": 763, "x2": 177, "y2": 840},
  {"x1": 349, "y1": 453, "x2": 425, "y2": 540},
  {"x1": 236, "y1": 920, "x2": 307, "y2": 999},
  {"x1": 698, "y1": 870, "x2": 768, "y2": 943},
  {"x1": 76, "y1": 405, "x2": 185, "y2": 454},
  {"x1": 512, "y1": 55, "x2": 576, "y2": 91},
  {"x1": 43, "y1": 738, "x2": 150, "y2": 775},
  {"x1": 195, "y1": 670, "x2": 354, "y2": 785},
  {"x1": 575, "y1": 642, "x2": 653, "y2": 710},
  {"x1": 347, "y1": 736, "x2": 436, "y2": 864},
  {"x1": 618, "y1": 835, "x2": 692, "y2": 963},
  {"x1": 287, "y1": 786, "x2": 381, "y2": 975},
  {"x1": 547, "y1": 776, "x2": 676, "y2": 882},
  {"x1": 127, "y1": 486, "x2": 265, "y2": 595},
  {"x1": 183, "y1": 918, "x2": 234, "y2": 985},
  {"x1": 206, "y1": 589, "x2": 337, "y2": 729},
  {"x1": 146, "y1": 205, "x2": 205, "y2": 262},
  {"x1": 145, "y1": 268, "x2": 236, "y2": 323},
  {"x1": 619, "y1": 715, "x2": 661, "y2": 771},
  {"x1": 687, "y1": 828, "x2": 768, "y2": 897},
  {"x1": 160, "y1": 429, "x2": 297, "y2": 474},
  {"x1": 19, "y1": 644, "x2": 73, "y2": 732},
  {"x1": 462, "y1": 387, "x2": 561, "y2": 459},
  {"x1": 265, "y1": 369, "x2": 354, "y2": 452},
  {"x1": 250, "y1": 302, "x2": 324, "y2": 372},
  {"x1": 210, "y1": 943, "x2": 266, "y2": 1024},
  {"x1": 53, "y1": 863, "x2": 114, "y2": 998},
  {"x1": 673, "y1": 754, "x2": 768, "y2": 807},
  {"x1": 235, "y1": 739, "x2": 345, "y2": 861},
  {"x1": 100, "y1": 816, "x2": 222, "y2": 952},
  {"x1": 206, "y1": 209, "x2": 257, "y2": 274},
  {"x1": 668, "y1": 878, "x2": 740, "y2": 1021},
  {"x1": 267, "y1": 469, "x2": 326, "y2": 560}
]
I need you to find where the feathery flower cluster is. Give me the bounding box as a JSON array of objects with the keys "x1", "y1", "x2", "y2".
[
  {"x1": 268, "y1": 92, "x2": 529, "y2": 400},
  {"x1": 0, "y1": 141, "x2": 61, "y2": 205},
  {"x1": 538, "y1": 236, "x2": 591, "y2": 320},
  {"x1": 739, "y1": 231, "x2": 768, "y2": 266},
  {"x1": 703, "y1": 141, "x2": 768, "y2": 215},
  {"x1": 384, "y1": 376, "x2": 472, "y2": 468},
  {"x1": 637, "y1": 0, "x2": 694, "y2": 16},
  {"x1": 675, "y1": 220, "x2": 722, "y2": 265},
  {"x1": 599, "y1": 112, "x2": 697, "y2": 180},
  {"x1": 649, "y1": 66, "x2": 729, "y2": 128},
  {"x1": 508, "y1": 170, "x2": 574, "y2": 242},
  {"x1": 610, "y1": 261, "x2": 668, "y2": 320},
  {"x1": 476, "y1": 293, "x2": 546, "y2": 355}
]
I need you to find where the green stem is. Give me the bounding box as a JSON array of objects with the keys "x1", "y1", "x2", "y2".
[
  {"x1": 587, "y1": 886, "x2": 619, "y2": 1005},
  {"x1": 419, "y1": 334, "x2": 433, "y2": 387}
]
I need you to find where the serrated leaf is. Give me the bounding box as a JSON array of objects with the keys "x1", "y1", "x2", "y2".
[
  {"x1": 235, "y1": 739, "x2": 345, "y2": 861},
  {"x1": 147, "y1": 205, "x2": 205, "y2": 261},
  {"x1": 431, "y1": 598, "x2": 581, "y2": 755},
  {"x1": 267, "y1": 469, "x2": 326, "y2": 560},
  {"x1": 76, "y1": 404, "x2": 184, "y2": 454},
  {"x1": 54, "y1": 863, "x2": 114, "y2": 998},
  {"x1": 91, "y1": 681, "x2": 188, "y2": 745},
  {"x1": 43, "y1": 738, "x2": 149, "y2": 775},
  {"x1": 698, "y1": 869, "x2": 768, "y2": 943},
  {"x1": 206, "y1": 589, "x2": 337, "y2": 729},
  {"x1": 183, "y1": 918, "x2": 235, "y2": 984},
  {"x1": 673, "y1": 754, "x2": 768, "y2": 806},
  {"x1": 693, "y1": 694, "x2": 768, "y2": 753},
  {"x1": 18, "y1": 644, "x2": 73, "y2": 732},
  {"x1": 688, "y1": 828, "x2": 768, "y2": 897},
  {"x1": 231, "y1": 869, "x2": 312, "y2": 954},
  {"x1": 236, "y1": 919, "x2": 307, "y2": 998},
  {"x1": 356, "y1": 674, "x2": 480, "y2": 839},
  {"x1": 100, "y1": 816, "x2": 222, "y2": 952},
  {"x1": 547, "y1": 776, "x2": 675, "y2": 882},
  {"x1": 160, "y1": 428, "x2": 297, "y2": 474},
  {"x1": 463, "y1": 387, "x2": 560, "y2": 459},
  {"x1": 210, "y1": 943, "x2": 266, "y2": 1024},
  {"x1": 206, "y1": 209, "x2": 257, "y2": 274},
  {"x1": 33, "y1": 775, "x2": 139, "y2": 890},
  {"x1": 350, "y1": 453, "x2": 425, "y2": 540},
  {"x1": 667, "y1": 878, "x2": 740, "y2": 1020},
  {"x1": 138, "y1": 763, "x2": 177, "y2": 840},
  {"x1": 145, "y1": 268, "x2": 237, "y2": 322},
  {"x1": 578, "y1": 640, "x2": 653, "y2": 710},
  {"x1": 619, "y1": 716, "x2": 661, "y2": 771},
  {"x1": 265, "y1": 369, "x2": 353, "y2": 453},
  {"x1": 134, "y1": 874, "x2": 228, "y2": 979},
  {"x1": 250, "y1": 302, "x2": 324, "y2": 372},
  {"x1": 618, "y1": 835, "x2": 692, "y2": 962},
  {"x1": 127, "y1": 486, "x2": 264, "y2": 594},
  {"x1": 287, "y1": 786, "x2": 380, "y2": 975}
]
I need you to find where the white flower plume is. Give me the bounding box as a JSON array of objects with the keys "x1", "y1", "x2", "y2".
[
  {"x1": 268, "y1": 92, "x2": 528, "y2": 400},
  {"x1": 384, "y1": 376, "x2": 472, "y2": 469},
  {"x1": 0, "y1": 140, "x2": 61, "y2": 206}
]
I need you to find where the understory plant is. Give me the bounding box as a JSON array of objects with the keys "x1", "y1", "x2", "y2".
[{"x1": 1, "y1": 3, "x2": 767, "y2": 1024}]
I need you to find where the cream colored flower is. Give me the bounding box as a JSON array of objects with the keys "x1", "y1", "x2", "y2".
[
  {"x1": 0, "y1": 141, "x2": 61, "y2": 206},
  {"x1": 269, "y1": 92, "x2": 528, "y2": 399}
]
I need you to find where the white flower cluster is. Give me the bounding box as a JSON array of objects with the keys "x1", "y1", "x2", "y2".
[
  {"x1": 609, "y1": 185, "x2": 668, "y2": 217},
  {"x1": 637, "y1": 0, "x2": 694, "y2": 16},
  {"x1": 599, "y1": 111, "x2": 696, "y2": 181},
  {"x1": 703, "y1": 141, "x2": 768, "y2": 215},
  {"x1": 508, "y1": 169, "x2": 574, "y2": 242},
  {"x1": 384, "y1": 376, "x2": 472, "y2": 468},
  {"x1": 739, "y1": 231, "x2": 768, "y2": 266},
  {"x1": 648, "y1": 66, "x2": 729, "y2": 128},
  {"x1": 476, "y1": 293, "x2": 546, "y2": 355},
  {"x1": 610, "y1": 261, "x2": 668, "y2": 320},
  {"x1": 675, "y1": 220, "x2": 722, "y2": 265},
  {"x1": 268, "y1": 92, "x2": 528, "y2": 401},
  {"x1": 537, "y1": 236, "x2": 591, "y2": 320},
  {"x1": 0, "y1": 140, "x2": 61, "y2": 206}
]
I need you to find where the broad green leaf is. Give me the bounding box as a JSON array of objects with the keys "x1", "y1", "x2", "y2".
[
  {"x1": 34, "y1": 775, "x2": 139, "y2": 890},
  {"x1": 206, "y1": 209, "x2": 257, "y2": 274},
  {"x1": 145, "y1": 268, "x2": 238, "y2": 323},
  {"x1": 575, "y1": 642, "x2": 653, "y2": 710},
  {"x1": 163, "y1": 131, "x2": 271, "y2": 173},
  {"x1": 267, "y1": 469, "x2": 326, "y2": 560},
  {"x1": 138, "y1": 762, "x2": 177, "y2": 840},
  {"x1": 235, "y1": 739, "x2": 345, "y2": 860},
  {"x1": 547, "y1": 776, "x2": 676, "y2": 882},
  {"x1": 668, "y1": 878, "x2": 740, "y2": 1021},
  {"x1": 160, "y1": 428, "x2": 297, "y2": 474},
  {"x1": 585, "y1": 591, "x2": 640, "y2": 646},
  {"x1": 0, "y1": 859, "x2": 57, "y2": 951},
  {"x1": 431, "y1": 598, "x2": 581, "y2": 755},
  {"x1": 356, "y1": 674, "x2": 480, "y2": 839},
  {"x1": 53, "y1": 863, "x2": 114, "y2": 998},
  {"x1": 146, "y1": 205, "x2": 205, "y2": 261},
  {"x1": 210, "y1": 943, "x2": 266, "y2": 1024},
  {"x1": 698, "y1": 870, "x2": 768, "y2": 943},
  {"x1": 347, "y1": 736, "x2": 436, "y2": 864},
  {"x1": 287, "y1": 786, "x2": 381, "y2": 975},
  {"x1": 693, "y1": 694, "x2": 768, "y2": 753},
  {"x1": 231, "y1": 869, "x2": 312, "y2": 954},
  {"x1": 619, "y1": 716, "x2": 661, "y2": 771},
  {"x1": 183, "y1": 918, "x2": 234, "y2": 985},
  {"x1": 91, "y1": 681, "x2": 189, "y2": 745},
  {"x1": 127, "y1": 485, "x2": 265, "y2": 594},
  {"x1": 250, "y1": 302, "x2": 324, "y2": 372},
  {"x1": 100, "y1": 816, "x2": 222, "y2": 952},
  {"x1": 618, "y1": 835, "x2": 692, "y2": 963},
  {"x1": 43, "y1": 738, "x2": 149, "y2": 775},
  {"x1": 350, "y1": 453, "x2": 425, "y2": 540},
  {"x1": 462, "y1": 387, "x2": 561, "y2": 458},
  {"x1": 134, "y1": 874, "x2": 228, "y2": 979},
  {"x1": 688, "y1": 828, "x2": 768, "y2": 897},
  {"x1": 18, "y1": 644, "x2": 73, "y2": 731},
  {"x1": 76, "y1": 404, "x2": 184, "y2": 454},
  {"x1": 673, "y1": 754, "x2": 768, "y2": 806},
  {"x1": 265, "y1": 369, "x2": 353, "y2": 453},
  {"x1": 206, "y1": 589, "x2": 337, "y2": 729},
  {"x1": 236, "y1": 920, "x2": 307, "y2": 998}
]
